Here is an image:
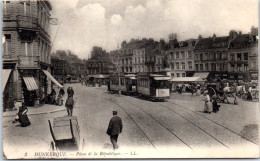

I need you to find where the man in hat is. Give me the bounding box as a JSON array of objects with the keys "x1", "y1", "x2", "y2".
[{"x1": 106, "y1": 111, "x2": 123, "y2": 150}]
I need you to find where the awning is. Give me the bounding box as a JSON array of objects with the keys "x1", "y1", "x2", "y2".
[
  {"x1": 154, "y1": 76, "x2": 171, "y2": 80},
  {"x1": 22, "y1": 75, "x2": 38, "y2": 91},
  {"x1": 193, "y1": 72, "x2": 209, "y2": 79},
  {"x1": 170, "y1": 77, "x2": 205, "y2": 82},
  {"x1": 42, "y1": 70, "x2": 64, "y2": 88},
  {"x1": 87, "y1": 74, "x2": 110, "y2": 79},
  {"x1": 2, "y1": 69, "x2": 12, "y2": 92}
]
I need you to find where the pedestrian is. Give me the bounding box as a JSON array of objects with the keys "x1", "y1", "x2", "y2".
[
  {"x1": 106, "y1": 111, "x2": 123, "y2": 150},
  {"x1": 203, "y1": 90, "x2": 211, "y2": 114},
  {"x1": 17, "y1": 102, "x2": 31, "y2": 127},
  {"x1": 212, "y1": 96, "x2": 220, "y2": 113},
  {"x1": 65, "y1": 96, "x2": 74, "y2": 116},
  {"x1": 59, "y1": 87, "x2": 65, "y2": 97}
]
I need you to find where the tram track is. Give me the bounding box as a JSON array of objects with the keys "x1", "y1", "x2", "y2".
[
  {"x1": 85, "y1": 88, "x2": 257, "y2": 151},
  {"x1": 119, "y1": 96, "x2": 230, "y2": 150},
  {"x1": 165, "y1": 100, "x2": 258, "y2": 145},
  {"x1": 86, "y1": 93, "x2": 157, "y2": 150}
]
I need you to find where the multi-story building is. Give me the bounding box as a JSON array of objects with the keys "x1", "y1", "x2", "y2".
[
  {"x1": 2, "y1": 0, "x2": 61, "y2": 109},
  {"x1": 228, "y1": 27, "x2": 258, "y2": 82},
  {"x1": 51, "y1": 57, "x2": 68, "y2": 84},
  {"x1": 168, "y1": 39, "x2": 197, "y2": 77},
  {"x1": 133, "y1": 48, "x2": 145, "y2": 73},
  {"x1": 194, "y1": 28, "x2": 258, "y2": 82},
  {"x1": 194, "y1": 33, "x2": 231, "y2": 81},
  {"x1": 86, "y1": 53, "x2": 115, "y2": 75}
]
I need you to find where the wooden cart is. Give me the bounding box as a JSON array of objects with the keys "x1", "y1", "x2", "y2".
[{"x1": 48, "y1": 116, "x2": 83, "y2": 151}]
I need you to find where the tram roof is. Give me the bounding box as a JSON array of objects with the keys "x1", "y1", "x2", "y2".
[
  {"x1": 87, "y1": 74, "x2": 110, "y2": 79},
  {"x1": 170, "y1": 77, "x2": 205, "y2": 82}
]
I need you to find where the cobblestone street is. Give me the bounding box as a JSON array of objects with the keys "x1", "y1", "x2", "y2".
[{"x1": 3, "y1": 83, "x2": 259, "y2": 158}]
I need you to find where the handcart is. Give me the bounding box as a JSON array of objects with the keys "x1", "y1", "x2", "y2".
[{"x1": 48, "y1": 116, "x2": 84, "y2": 151}]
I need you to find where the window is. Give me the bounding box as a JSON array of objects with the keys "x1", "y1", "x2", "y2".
[
  {"x1": 188, "y1": 51, "x2": 192, "y2": 58},
  {"x1": 216, "y1": 52, "x2": 220, "y2": 59},
  {"x1": 188, "y1": 61, "x2": 192, "y2": 69},
  {"x1": 3, "y1": 1, "x2": 11, "y2": 15},
  {"x1": 158, "y1": 67, "x2": 160, "y2": 72},
  {"x1": 237, "y1": 53, "x2": 241, "y2": 61},
  {"x1": 171, "y1": 64, "x2": 174, "y2": 70},
  {"x1": 176, "y1": 63, "x2": 180, "y2": 70},
  {"x1": 182, "y1": 73, "x2": 185, "y2": 77},
  {"x1": 204, "y1": 53, "x2": 208, "y2": 60},
  {"x1": 195, "y1": 64, "x2": 199, "y2": 71},
  {"x1": 176, "y1": 52, "x2": 179, "y2": 59},
  {"x1": 237, "y1": 64, "x2": 242, "y2": 71},
  {"x1": 170, "y1": 52, "x2": 174, "y2": 59},
  {"x1": 222, "y1": 52, "x2": 227, "y2": 59},
  {"x1": 244, "y1": 53, "x2": 248, "y2": 60},
  {"x1": 195, "y1": 54, "x2": 198, "y2": 61},
  {"x1": 177, "y1": 73, "x2": 180, "y2": 77},
  {"x1": 244, "y1": 64, "x2": 248, "y2": 71},
  {"x1": 181, "y1": 62, "x2": 185, "y2": 70},
  {"x1": 205, "y1": 63, "x2": 209, "y2": 71},
  {"x1": 181, "y1": 51, "x2": 185, "y2": 59},
  {"x1": 200, "y1": 64, "x2": 203, "y2": 71},
  {"x1": 230, "y1": 53, "x2": 235, "y2": 61},
  {"x1": 211, "y1": 63, "x2": 216, "y2": 71},
  {"x1": 200, "y1": 54, "x2": 203, "y2": 60},
  {"x1": 3, "y1": 34, "x2": 11, "y2": 55}
]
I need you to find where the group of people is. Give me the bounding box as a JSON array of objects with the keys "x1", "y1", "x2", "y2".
[
  {"x1": 203, "y1": 90, "x2": 221, "y2": 114},
  {"x1": 46, "y1": 87, "x2": 65, "y2": 105}
]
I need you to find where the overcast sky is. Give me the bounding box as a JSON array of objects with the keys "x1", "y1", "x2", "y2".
[{"x1": 50, "y1": 0, "x2": 258, "y2": 59}]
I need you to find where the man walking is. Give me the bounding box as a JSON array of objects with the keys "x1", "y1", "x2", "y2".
[{"x1": 106, "y1": 111, "x2": 123, "y2": 150}]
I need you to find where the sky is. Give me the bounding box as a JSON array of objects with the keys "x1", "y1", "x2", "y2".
[{"x1": 50, "y1": 0, "x2": 258, "y2": 59}]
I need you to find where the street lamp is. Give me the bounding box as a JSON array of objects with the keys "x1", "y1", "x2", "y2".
[{"x1": 117, "y1": 53, "x2": 121, "y2": 96}]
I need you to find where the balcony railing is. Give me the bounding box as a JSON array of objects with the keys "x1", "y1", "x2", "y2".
[
  {"x1": 18, "y1": 55, "x2": 40, "y2": 68},
  {"x1": 16, "y1": 15, "x2": 39, "y2": 30}
]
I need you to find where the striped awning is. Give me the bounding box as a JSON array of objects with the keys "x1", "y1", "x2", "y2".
[
  {"x1": 2, "y1": 69, "x2": 12, "y2": 92},
  {"x1": 42, "y1": 70, "x2": 64, "y2": 88},
  {"x1": 22, "y1": 75, "x2": 38, "y2": 91}
]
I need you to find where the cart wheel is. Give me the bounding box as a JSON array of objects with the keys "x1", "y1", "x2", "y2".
[{"x1": 50, "y1": 141, "x2": 55, "y2": 151}]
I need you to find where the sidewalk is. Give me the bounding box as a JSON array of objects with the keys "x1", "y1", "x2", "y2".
[{"x1": 3, "y1": 103, "x2": 66, "y2": 117}]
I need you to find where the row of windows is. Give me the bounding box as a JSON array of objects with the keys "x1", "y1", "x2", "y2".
[
  {"x1": 172, "y1": 73, "x2": 186, "y2": 77},
  {"x1": 38, "y1": 37, "x2": 51, "y2": 63},
  {"x1": 171, "y1": 61, "x2": 193, "y2": 70},
  {"x1": 169, "y1": 50, "x2": 193, "y2": 60},
  {"x1": 194, "y1": 52, "x2": 228, "y2": 61},
  {"x1": 133, "y1": 49, "x2": 145, "y2": 55},
  {"x1": 137, "y1": 78, "x2": 149, "y2": 88},
  {"x1": 230, "y1": 53, "x2": 248, "y2": 61},
  {"x1": 195, "y1": 63, "x2": 248, "y2": 72}
]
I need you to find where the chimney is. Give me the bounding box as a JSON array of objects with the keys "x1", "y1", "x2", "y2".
[
  {"x1": 251, "y1": 26, "x2": 258, "y2": 36},
  {"x1": 229, "y1": 30, "x2": 238, "y2": 40},
  {"x1": 239, "y1": 31, "x2": 242, "y2": 35},
  {"x1": 213, "y1": 33, "x2": 216, "y2": 41},
  {"x1": 198, "y1": 34, "x2": 202, "y2": 40}
]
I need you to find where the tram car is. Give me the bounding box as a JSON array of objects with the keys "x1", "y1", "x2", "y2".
[
  {"x1": 109, "y1": 73, "x2": 137, "y2": 94},
  {"x1": 137, "y1": 73, "x2": 171, "y2": 101}
]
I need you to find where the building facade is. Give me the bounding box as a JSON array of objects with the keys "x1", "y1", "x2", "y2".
[
  {"x1": 194, "y1": 34, "x2": 230, "y2": 81},
  {"x1": 168, "y1": 39, "x2": 197, "y2": 77},
  {"x1": 133, "y1": 48, "x2": 145, "y2": 73},
  {"x1": 2, "y1": 0, "x2": 56, "y2": 109}
]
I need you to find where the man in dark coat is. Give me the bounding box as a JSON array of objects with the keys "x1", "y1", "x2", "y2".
[{"x1": 106, "y1": 111, "x2": 123, "y2": 150}]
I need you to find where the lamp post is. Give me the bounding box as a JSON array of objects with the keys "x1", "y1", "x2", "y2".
[{"x1": 118, "y1": 53, "x2": 121, "y2": 96}]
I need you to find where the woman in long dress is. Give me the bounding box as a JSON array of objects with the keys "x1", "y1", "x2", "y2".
[
  {"x1": 203, "y1": 90, "x2": 211, "y2": 114},
  {"x1": 18, "y1": 102, "x2": 31, "y2": 127}
]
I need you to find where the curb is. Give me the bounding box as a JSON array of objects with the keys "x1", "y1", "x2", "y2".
[{"x1": 3, "y1": 108, "x2": 67, "y2": 118}]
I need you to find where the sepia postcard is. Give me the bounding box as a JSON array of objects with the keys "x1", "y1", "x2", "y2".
[{"x1": 1, "y1": 0, "x2": 260, "y2": 159}]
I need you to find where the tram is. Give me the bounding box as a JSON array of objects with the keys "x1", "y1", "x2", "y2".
[
  {"x1": 109, "y1": 73, "x2": 137, "y2": 94},
  {"x1": 137, "y1": 73, "x2": 171, "y2": 101}
]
